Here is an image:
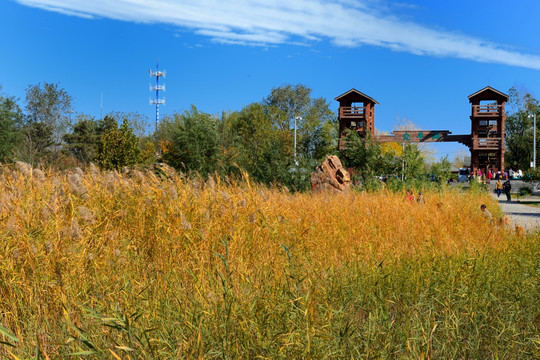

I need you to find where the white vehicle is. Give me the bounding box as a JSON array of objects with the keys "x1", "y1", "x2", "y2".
[{"x1": 458, "y1": 168, "x2": 469, "y2": 182}]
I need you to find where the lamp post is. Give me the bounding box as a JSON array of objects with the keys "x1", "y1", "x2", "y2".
[
  {"x1": 401, "y1": 142, "x2": 405, "y2": 181},
  {"x1": 294, "y1": 116, "x2": 301, "y2": 166},
  {"x1": 529, "y1": 113, "x2": 537, "y2": 168}
]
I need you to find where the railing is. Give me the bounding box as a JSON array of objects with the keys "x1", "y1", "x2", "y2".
[
  {"x1": 444, "y1": 134, "x2": 471, "y2": 147},
  {"x1": 472, "y1": 104, "x2": 501, "y2": 117},
  {"x1": 340, "y1": 106, "x2": 366, "y2": 119},
  {"x1": 473, "y1": 137, "x2": 501, "y2": 149}
]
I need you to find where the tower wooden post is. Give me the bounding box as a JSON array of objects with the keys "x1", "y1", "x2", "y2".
[
  {"x1": 467, "y1": 87, "x2": 508, "y2": 173},
  {"x1": 335, "y1": 89, "x2": 379, "y2": 150}
]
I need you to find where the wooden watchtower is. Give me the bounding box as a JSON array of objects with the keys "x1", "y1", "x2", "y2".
[
  {"x1": 335, "y1": 89, "x2": 379, "y2": 150},
  {"x1": 468, "y1": 86, "x2": 508, "y2": 172}
]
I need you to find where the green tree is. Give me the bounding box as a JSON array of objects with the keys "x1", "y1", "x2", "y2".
[
  {"x1": 62, "y1": 115, "x2": 99, "y2": 164},
  {"x1": 505, "y1": 87, "x2": 539, "y2": 170},
  {"x1": 402, "y1": 143, "x2": 425, "y2": 180},
  {"x1": 340, "y1": 131, "x2": 395, "y2": 186},
  {"x1": 155, "y1": 84, "x2": 334, "y2": 190},
  {"x1": 63, "y1": 115, "x2": 123, "y2": 165},
  {"x1": 215, "y1": 110, "x2": 244, "y2": 176},
  {"x1": 138, "y1": 137, "x2": 157, "y2": 166},
  {"x1": 106, "y1": 111, "x2": 149, "y2": 139},
  {"x1": 0, "y1": 89, "x2": 23, "y2": 161},
  {"x1": 219, "y1": 102, "x2": 313, "y2": 190},
  {"x1": 430, "y1": 155, "x2": 452, "y2": 183},
  {"x1": 159, "y1": 106, "x2": 220, "y2": 176},
  {"x1": 263, "y1": 84, "x2": 336, "y2": 165},
  {"x1": 263, "y1": 84, "x2": 312, "y2": 131},
  {"x1": 23, "y1": 82, "x2": 73, "y2": 162},
  {"x1": 16, "y1": 122, "x2": 54, "y2": 165},
  {"x1": 96, "y1": 118, "x2": 141, "y2": 170},
  {"x1": 97, "y1": 114, "x2": 119, "y2": 134},
  {"x1": 234, "y1": 103, "x2": 293, "y2": 184}
]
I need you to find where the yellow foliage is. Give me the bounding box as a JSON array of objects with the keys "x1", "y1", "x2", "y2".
[
  {"x1": 158, "y1": 139, "x2": 173, "y2": 154},
  {"x1": 381, "y1": 141, "x2": 403, "y2": 156}
]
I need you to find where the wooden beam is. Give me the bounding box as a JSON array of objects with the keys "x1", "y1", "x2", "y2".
[{"x1": 375, "y1": 130, "x2": 453, "y2": 143}]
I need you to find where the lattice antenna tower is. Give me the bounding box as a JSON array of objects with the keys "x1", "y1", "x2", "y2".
[{"x1": 149, "y1": 58, "x2": 166, "y2": 129}]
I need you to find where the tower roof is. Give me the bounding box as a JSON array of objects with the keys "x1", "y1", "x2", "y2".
[
  {"x1": 468, "y1": 86, "x2": 508, "y2": 103},
  {"x1": 335, "y1": 88, "x2": 379, "y2": 105}
]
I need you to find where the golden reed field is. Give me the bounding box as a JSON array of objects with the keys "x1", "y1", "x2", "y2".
[{"x1": 0, "y1": 163, "x2": 538, "y2": 359}]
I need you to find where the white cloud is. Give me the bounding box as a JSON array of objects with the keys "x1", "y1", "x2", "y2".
[
  {"x1": 196, "y1": 29, "x2": 287, "y2": 46},
  {"x1": 21, "y1": 2, "x2": 95, "y2": 19},
  {"x1": 15, "y1": 0, "x2": 540, "y2": 70}
]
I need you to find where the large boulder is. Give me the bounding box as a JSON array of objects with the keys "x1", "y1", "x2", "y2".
[{"x1": 311, "y1": 155, "x2": 350, "y2": 193}]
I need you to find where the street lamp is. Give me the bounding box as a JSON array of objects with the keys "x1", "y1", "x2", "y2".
[
  {"x1": 529, "y1": 113, "x2": 537, "y2": 168},
  {"x1": 294, "y1": 116, "x2": 301, "y2": 166}
]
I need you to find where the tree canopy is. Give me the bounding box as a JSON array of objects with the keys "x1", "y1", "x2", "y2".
[
  {"x1": 0, "y1": 90, "x2": 23, "y2": 161},
  {"x1": 159, "y1": 106, "x2": 221, "y2": 177},
  {"x1": 96, "y1": 117, "x2": 141, "y2": 170},
  {"x1": 153, "y1": 84, "x2": 336, "y2": 190},
  {"x1": 0, "y1": 81, "x2": 503, "y2": 190},
  {"x1": 505, "y1": 87, "x2": 539, "y2": 170}
]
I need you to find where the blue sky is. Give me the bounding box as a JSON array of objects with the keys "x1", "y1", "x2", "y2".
[{"x1": 2, "y1": 0, "x2": 540, "y2": 160}]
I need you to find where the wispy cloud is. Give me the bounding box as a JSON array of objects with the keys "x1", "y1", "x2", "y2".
[{"x1": 15, "y1": 0, "x2": 540, "y2": 70}]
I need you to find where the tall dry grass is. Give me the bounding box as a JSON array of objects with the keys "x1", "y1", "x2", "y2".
[{"x1": 0, "y1": 164, "x2": 538, "y2": 359}]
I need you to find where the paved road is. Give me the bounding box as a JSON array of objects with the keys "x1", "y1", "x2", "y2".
[{"x1": 492, "y1": 194, "x2": 540, "y2": 231}]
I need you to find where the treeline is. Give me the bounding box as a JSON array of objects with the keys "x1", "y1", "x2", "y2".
[
  {"x1": 6, "y1": 82, "x2": 536, "y2": 189},
  {"x1": 0, "y1": 83, "x2": 341, "y2": 190}
]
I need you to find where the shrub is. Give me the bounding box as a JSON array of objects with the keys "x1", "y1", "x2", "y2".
[
  {"x1": 96, "y1": 118, "x2": 141, "y2": 170},
  {"x1": 468, "y1": 179, "x2": 489, "y2": 193},
  {"x1": 519, "y1": 186, "x2": 533, "y2": 196}
]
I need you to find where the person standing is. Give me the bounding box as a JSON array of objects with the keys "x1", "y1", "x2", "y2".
[
  {"x1": 503, "y1": 179, "x2": 512, "y2": 201},
  {"x1": 495, "y1": 179, "x2": 503, "y2": 197}
]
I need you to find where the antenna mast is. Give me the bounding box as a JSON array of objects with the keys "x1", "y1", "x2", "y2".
[
  {"x1": 100, "y1": 92, "x2": 103, "y2": 120},
  {"x1": 149, "y1": 58, "x2": 166, "y2": 129}
]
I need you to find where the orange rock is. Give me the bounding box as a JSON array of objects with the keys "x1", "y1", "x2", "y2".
[{"x1": 311, "y1": 155, "x2": 350, "y2": 193}]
